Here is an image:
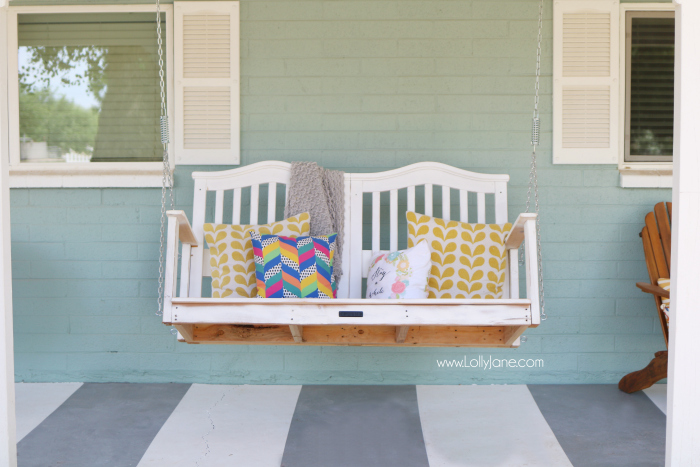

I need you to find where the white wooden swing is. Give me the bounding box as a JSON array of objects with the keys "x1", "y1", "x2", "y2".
[
  {"x1": 154, "y1": 0, "x2": 547, "y2": 347},
  {"x1": 162, "y1": 161, "x2": 540, "y2": 347}
]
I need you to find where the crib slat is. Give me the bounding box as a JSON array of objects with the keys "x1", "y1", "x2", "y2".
[
  {"x1": 477, "y1": 192, "x2": 486, "y2": 223},
  {"x1": 425, "y1": 184, "x2": 433, "y2": 217},
  {"x1": 442, "y1": 186, "x2": 451, "y2": 221},
  {"x1": 215, "y1": 190, "x2": 224, "y2": 224},
  {"x1": 232, "y1": 187, "x2": 242, "y2": 225},
  {"x1": 372, "y1": 192, "x2": 380, "y2": 252},
  {"x1": 267, "y1": 182, "x2": 277, "y2": 224},
  {"x1": 459, "y1": 190, "x2": 469, "y2": 223},
  {"x1": 407, "y1": 186, "x2": 415, "y2": 213},
  {"x1": 250, "y1": 184, "x2": 259, "y2": 225},
  {"x1": 390, "y1": 189, "x2": 398, "y2": 251}
]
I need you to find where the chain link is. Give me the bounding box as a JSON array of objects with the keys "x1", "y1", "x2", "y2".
[
  {"x1": 156, "y1": 0, "x2": 173, "y2": 317},
  {"x1": 522, "y1": 0, "x2": 546, "y2": 321}
]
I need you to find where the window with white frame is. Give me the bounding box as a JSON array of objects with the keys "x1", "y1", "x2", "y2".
[
  {"x1": 624, "y1": 11, "x2": 674, "y2": 163},
  {"x1": 553, "y1": 1, "x2": 675, "y2": 186},
  {"x1": 5, "y1": 2, "x2": 239, "y2": 188},
  {"x1": 16, "y1": 12, "x2": 166, "y2": 164}
]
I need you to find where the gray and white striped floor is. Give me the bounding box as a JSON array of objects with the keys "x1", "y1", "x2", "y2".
[{"x1": 16, "y1": 383, "x2": 667, "y2": 467}]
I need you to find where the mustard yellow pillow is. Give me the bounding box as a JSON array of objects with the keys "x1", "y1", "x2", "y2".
[
  {"x1": 407, "y1": 211, "x2": 512, "y2": 299},
  {"x1": 204, "y1": 213, "x2": 310, "y2": 298}
]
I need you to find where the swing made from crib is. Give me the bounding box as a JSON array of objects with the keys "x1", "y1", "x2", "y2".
[{"x1": 154, "y1": 0, "x2": 547, "y2": 347}]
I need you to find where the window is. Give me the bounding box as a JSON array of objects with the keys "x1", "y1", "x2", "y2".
[
  {"x1": 5, "y1": 2, "x2": 240, "y2": 188},
  {"x1": 17, "y1": 12, "x2": 165, "y2": 164},
  {"x1": 6, "y1": 5, "x2": 174, "y2": 187},
  {"x1": 624, "y1": 11, "x2": 675, "y2": 163},
  {"x1": 553, "y1": 1, "x2": 675, "y2": 187}
]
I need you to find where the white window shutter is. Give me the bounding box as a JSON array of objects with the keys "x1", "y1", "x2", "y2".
[
  {"x1": 553, "y1": 0, "x2": 619, "y2": 164},
  {"x1": 174, "y1": 1, "x2": 240, "y2": 165}
]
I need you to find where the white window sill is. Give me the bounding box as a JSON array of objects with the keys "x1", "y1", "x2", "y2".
[
  {"x1": 619, "y1": 165, "x2": 673, "y2": 188},
  {"x1": 9, "y1": 162, "x2": 170, "y2": 188}
]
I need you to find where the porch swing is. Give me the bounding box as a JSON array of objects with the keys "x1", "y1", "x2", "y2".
[{"x1": 156, "y1": 0, "x2": 547, "y2": 347}]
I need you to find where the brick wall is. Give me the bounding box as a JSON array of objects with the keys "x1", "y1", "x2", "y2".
[{"x1": 10, "y1": 0, "x2": 669, "y2": 384}]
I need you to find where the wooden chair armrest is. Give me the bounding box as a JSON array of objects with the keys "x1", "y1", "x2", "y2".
[
  {"x1": 166, "y1": 210, "x2": 198, "y2": 246},
  {"x1": 636, "y1": 282, "x2": 670, "y2": 298},
  {"x1": 505, "y1": 213, "x2": 538, "y2": 249}
]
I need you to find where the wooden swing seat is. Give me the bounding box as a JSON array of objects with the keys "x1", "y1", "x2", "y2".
[{"x1": 163, "y1": 161, "x2": 541, "y2": 347}]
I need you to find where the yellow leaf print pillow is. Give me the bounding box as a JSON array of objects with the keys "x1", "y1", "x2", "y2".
[
  {"x1": 406, "y1": 211, "x2": 512, "y2": 299},
  {"x1": 204, "y1": 213, "x2": 310, "y2": 298}
]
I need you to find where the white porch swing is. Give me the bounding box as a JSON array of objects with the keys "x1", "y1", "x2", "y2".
[{"x1": 156, "y1": 0, "x2": 547, "y2": 347}]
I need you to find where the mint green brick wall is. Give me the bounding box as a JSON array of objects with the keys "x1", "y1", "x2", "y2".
[{"x1": 10, "y1": 0, "x2": 670, "y2": 384}]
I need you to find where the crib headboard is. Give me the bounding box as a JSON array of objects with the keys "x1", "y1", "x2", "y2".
[{"x1": 186, "y1": 161, "x2": 509, "y2": 300}]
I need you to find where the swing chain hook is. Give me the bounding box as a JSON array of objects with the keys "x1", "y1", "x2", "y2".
[
  {"x1": 522, "y1": 0, "x2": 546, "y2": 322},
  {"x1": 156, "y1": 0, "x2": 174, "y2": 318}
]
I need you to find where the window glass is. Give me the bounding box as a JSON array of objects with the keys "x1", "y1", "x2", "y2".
[
  {"x1": 17, "y1": 13, "x2": 165, "y2": 163},
  {"x1": 625, "y1": 12, "x2": 675, "y2": 162}
]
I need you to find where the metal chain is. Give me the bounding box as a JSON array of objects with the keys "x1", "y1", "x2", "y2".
[
  {"x1": 156, "y1": 0, "x2": 173, "y2": 317},
  {"x1": 522, "y1": 0, "x2": 547, "y2": 321}
]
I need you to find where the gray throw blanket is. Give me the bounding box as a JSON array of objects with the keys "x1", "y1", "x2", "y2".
[{"x1": 285, "y1": 162, "x2": 345, "y2": 281}]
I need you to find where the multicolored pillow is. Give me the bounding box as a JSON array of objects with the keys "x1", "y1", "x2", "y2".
[
  {"x1": 366, "y1": 241, "x2": 431, "y2": 299},
  {"x1": 203, "y1": 213, "x2": 310, "y2": 298},
  {"x1": 250, "y1": 232, "x2": 337, "y2": 299},
  {"x1": 407, "y1": 211, "x2": 512, "y2": 299}
]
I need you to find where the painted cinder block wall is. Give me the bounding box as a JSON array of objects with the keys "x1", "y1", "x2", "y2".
[{"x1": 10, "y1": 0, "x2": 670, "y2": 384}]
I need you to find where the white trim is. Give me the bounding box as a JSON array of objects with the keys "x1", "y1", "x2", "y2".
[
  {"x1": 667, "y1": 0, "x2": 700, "y2": 463},
  {"x1": 617, "y1": 3, "x2": 677, "y2": 180},
  {"x1": 0, "y1": 1, "x2": 18, "y2": 464},
  {"x1": 9, "y1": 162, "x2": 171, "y2": 188},
  {"x1": 170, "y1": 298, "x2": 532, "y2": 327},
  {"x1": 5, "y1": 4, "x2": 175, "y2": 188},
  {"x1": 619, "y1": 166, "x2": 673, "y2": 188}
]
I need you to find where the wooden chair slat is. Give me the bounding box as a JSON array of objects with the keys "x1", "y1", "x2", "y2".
[
  {"x1": 667, "y1": 202, "x2": 672, "y2": 223},
  {"x1": 641, "y1": 226, "x2": 669, "y2": 347},
  {"x1": 645, "y1": 212, "x2": 669, "y2": 279},
  {"x1": 654, "y1": 202, "x2": 672, "y2": 269},
  {"x1": 641, "y1": 227, "x2": 661, "y2": 287}
]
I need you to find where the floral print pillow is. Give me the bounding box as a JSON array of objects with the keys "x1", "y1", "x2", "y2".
[{"x1": 366, "y1": 241, "x2": 431, "y2": 299}]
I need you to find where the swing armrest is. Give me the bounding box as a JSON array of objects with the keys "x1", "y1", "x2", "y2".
[
  {"x1": 504, "y1": 213, "x2": 540, "y2": 326},
  {"x1": 505, "y1": 213, "x2": 538, "y2": 250},
  {"x1": 636, "y1": 282, "x2": 670, "y2": 299},
  {"x1": 166, "y1": 210, "x2": 198, "y2": 246},
  {"x1": 163, "y1": 210, "x2": 197, "y2": 324}
]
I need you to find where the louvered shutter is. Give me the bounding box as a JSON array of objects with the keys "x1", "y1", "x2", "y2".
[
  {"x1": 553, "y1": 0, "x2": 619, "y2": 164},
  {"x1": 174, "y1": 1, "x2": 240, "y2": 165}
]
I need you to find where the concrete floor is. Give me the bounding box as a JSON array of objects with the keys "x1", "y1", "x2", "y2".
[{"x1": 15, "y1": 383, "x2": 667, "y2": 467}]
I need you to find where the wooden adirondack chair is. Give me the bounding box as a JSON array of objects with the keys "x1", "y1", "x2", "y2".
[{"x1": 619, "y1": 202, "x2": 671, "y2": 394}]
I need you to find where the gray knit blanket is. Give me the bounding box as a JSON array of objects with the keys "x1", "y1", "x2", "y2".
[{"x1": 285, "y1": 162, "x2": 345, "y2": 281}]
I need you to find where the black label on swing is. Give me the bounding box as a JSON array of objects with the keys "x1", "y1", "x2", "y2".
[{"x1": 339, "y1": 311, "x2": 363, "y2": 317}]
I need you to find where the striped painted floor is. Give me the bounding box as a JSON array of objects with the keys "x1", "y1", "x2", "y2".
[{"x1": 15, "y1": 383, "x2": 667, "y2": 467}]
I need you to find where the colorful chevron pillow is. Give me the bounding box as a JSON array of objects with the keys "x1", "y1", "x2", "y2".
[{"x1": 249, "y1": 232, "x2": 337, "y2": 299}]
